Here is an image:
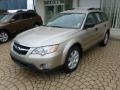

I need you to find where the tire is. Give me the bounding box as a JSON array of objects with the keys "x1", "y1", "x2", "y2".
[
  {"x1": 100, "y1": 32, "x2": 109, "y2": 47},
  {"x1": 62, "y1": 46, "x2": 82, "y2": 73},
  {"x1": 0, "y1": 31, "x2": 9, "y2": 43}
]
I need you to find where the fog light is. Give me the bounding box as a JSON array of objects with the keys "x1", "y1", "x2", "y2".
[{"x1": 40, "y1": 64, "x2": 49, "y2": 70}]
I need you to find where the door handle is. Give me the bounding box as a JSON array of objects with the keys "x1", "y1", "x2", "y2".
[{"x1": 104, "y1": 24, "x2": 107, "y2": 27}]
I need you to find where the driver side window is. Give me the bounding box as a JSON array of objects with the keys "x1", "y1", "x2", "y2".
[{"x1": 84, "y1": 13, "x2": 97, "y2": 29}]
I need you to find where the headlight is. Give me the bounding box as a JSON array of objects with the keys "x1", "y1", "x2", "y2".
[{"x1": 31, "y1": 45, "x2": 59, "y2": 56}]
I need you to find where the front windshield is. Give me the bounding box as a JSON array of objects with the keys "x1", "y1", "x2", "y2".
[
  {"x1": 46, "y1": 13, "x2": 86, "y2": 29},
  {"x1": 0, "y1": 14, "x2": 13, "y2": 23}
]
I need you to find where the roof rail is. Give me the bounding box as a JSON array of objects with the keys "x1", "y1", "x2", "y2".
[
  {"x1": 74, "y1": 7, "x2": 101, "y2": 10},
  {"x1": 16, "y1": 10, "x2": 25, "y2": 13},
  {"x1": 88, "y1": 8, "x2": 101, "y2": 10},
  {"x1": 27, "y1": 10, "x2": 35, "y2": 13}
]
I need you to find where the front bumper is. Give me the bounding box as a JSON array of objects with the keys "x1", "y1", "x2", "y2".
[{"x1": 10, "y1": 47, "x2": 62, "y2": 70}]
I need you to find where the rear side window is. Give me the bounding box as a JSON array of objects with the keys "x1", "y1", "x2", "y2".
[
  {"x1": 93, "y1": 12, "x2": 103, "y2": 23},
  {"x1": 22, "y1": 13, "x2": 30, "y2": 19},
  {"x1": 13, "y1": 14, "x2": 22, "y2": 21},
  {"x1": 100, "y1": 12, "x2": 108, "y2": 21},
  {"x1": 22, "y1": 12, "x2": 37, "y2": 19},
  {"x1": 29, "y1": 12, "x2": 37, "y2": 17}
]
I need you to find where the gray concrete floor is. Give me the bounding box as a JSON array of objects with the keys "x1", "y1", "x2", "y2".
[{"x1": 110, "y1": 28, "x2": 120, "y2": 40}]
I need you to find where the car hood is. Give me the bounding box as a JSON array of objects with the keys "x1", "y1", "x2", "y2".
[{"x1": 14, "y1": 26, "x2": 77, "y2": 47}]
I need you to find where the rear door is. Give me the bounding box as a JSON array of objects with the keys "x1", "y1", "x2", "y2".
[
  {"x1": 21, "y1": 12, "x2": 34, "y2": 30},
  {"x1": 100, "y1": 12, "x2": 110, "y2": 33},
  {"x1": 82, "y1": 13, "x2": 99, "y2": 49},
  {"x1": 93, "y1": 12, "x2": 107, "y2": 41}
]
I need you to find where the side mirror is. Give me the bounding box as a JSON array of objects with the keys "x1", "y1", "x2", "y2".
[
  {"x1": 10, "y1": 19, "x2": 15, "y2": 22},
  {"x1": 84, "y1": 24, "x2": 95, "y2": 29}
]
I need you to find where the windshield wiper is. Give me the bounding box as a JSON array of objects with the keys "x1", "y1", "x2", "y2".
[
  {"x1": 43, "y1": 25, "x2": 64, "y2": 28},
  {"x1": 49, "y1": 26, "x2": 64, "y2": 28}
]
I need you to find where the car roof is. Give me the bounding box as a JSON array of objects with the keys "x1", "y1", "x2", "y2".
[
  {"x1": 8, "y1": 9, "x2": 28, "y2": 13},
  {"x1": 61, "y1": 7, "x2": 103, "y2": 14},
  {"x1": 7, "y1": 9, "x2": 36, "y2": 14}
]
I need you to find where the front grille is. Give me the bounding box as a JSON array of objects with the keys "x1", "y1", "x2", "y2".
[{"x1": 13, "y1": 42, "x2": 30, "y2": 55}]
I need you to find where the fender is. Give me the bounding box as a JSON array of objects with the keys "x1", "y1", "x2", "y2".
[{"x1": 61, "y1": 39, "x2": 83, "y2": 65}]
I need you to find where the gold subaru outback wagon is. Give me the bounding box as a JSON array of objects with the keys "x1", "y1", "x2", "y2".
[{"x1": 10, "y1": 8, "x2": 110, "y2": 73}]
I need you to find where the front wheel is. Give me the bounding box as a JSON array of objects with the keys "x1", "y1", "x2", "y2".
[
  {"x1": 62, "y1": 46, "x2": 82, "y2": 73},
  {"x1": 0, "y1": 31, "x2": 9, "y2": 43}
]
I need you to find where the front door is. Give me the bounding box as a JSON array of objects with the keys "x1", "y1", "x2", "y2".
[
  {"x1": 21, "y1": 12, "x2": 34, "y2": 30},
  {"x1": 82, "y1": 13, "x2": 99, "y2": 49},
  {"x1": 7, "y1": 14, "x2": 24, "y2": 33},
  {"x1": 8, "y1": 13, "x2": 32, "y2": 33}
]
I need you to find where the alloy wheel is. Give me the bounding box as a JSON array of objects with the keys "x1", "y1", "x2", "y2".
[
  {"x1": 68, "y1": 50, "x2": 80, "y2": 70},
  {"x1": 104, "y1": 33, "x2": 109, "y2": 45},
  {"x1": 0, "y1": 32, "x2": 9, "y2": 43}
]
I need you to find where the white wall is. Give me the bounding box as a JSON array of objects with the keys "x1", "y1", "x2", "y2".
[
  {"x1": 35, "y1": 0, "x2": 80, "y2": 23},
  {"x1": 35, "y1": 0, "x2": 45, "y2": 23},
  {"x1": 27, "y1": 0, "x2": 34, "y2": 9},
  {"x1": 79, "y1": 0, "x2": 101, "y2": 8},
  {"x1": 73, "y1": 0, "x2": 79, "y2": 8}
]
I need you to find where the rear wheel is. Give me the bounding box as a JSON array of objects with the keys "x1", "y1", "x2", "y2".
[
  {"x1": 0, "y1": 31, "x2": 9, "y2": 43},
  {"x1": 62, "y1": 46, "x2": 82, "y2": 73},
  {"x1": 100, "y1": 32, "x2": 109, "y2": 47},
  {"x1": 33, "y1": 23, "x2": 40, "y2": 28}
]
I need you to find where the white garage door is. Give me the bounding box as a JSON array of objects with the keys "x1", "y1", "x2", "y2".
[
  {"x1": 79, "y1": 0, "x2": 101, "y2": 8},
  {"x1": 101, "y1": 0, "x2": 120, "y2": 28}
]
